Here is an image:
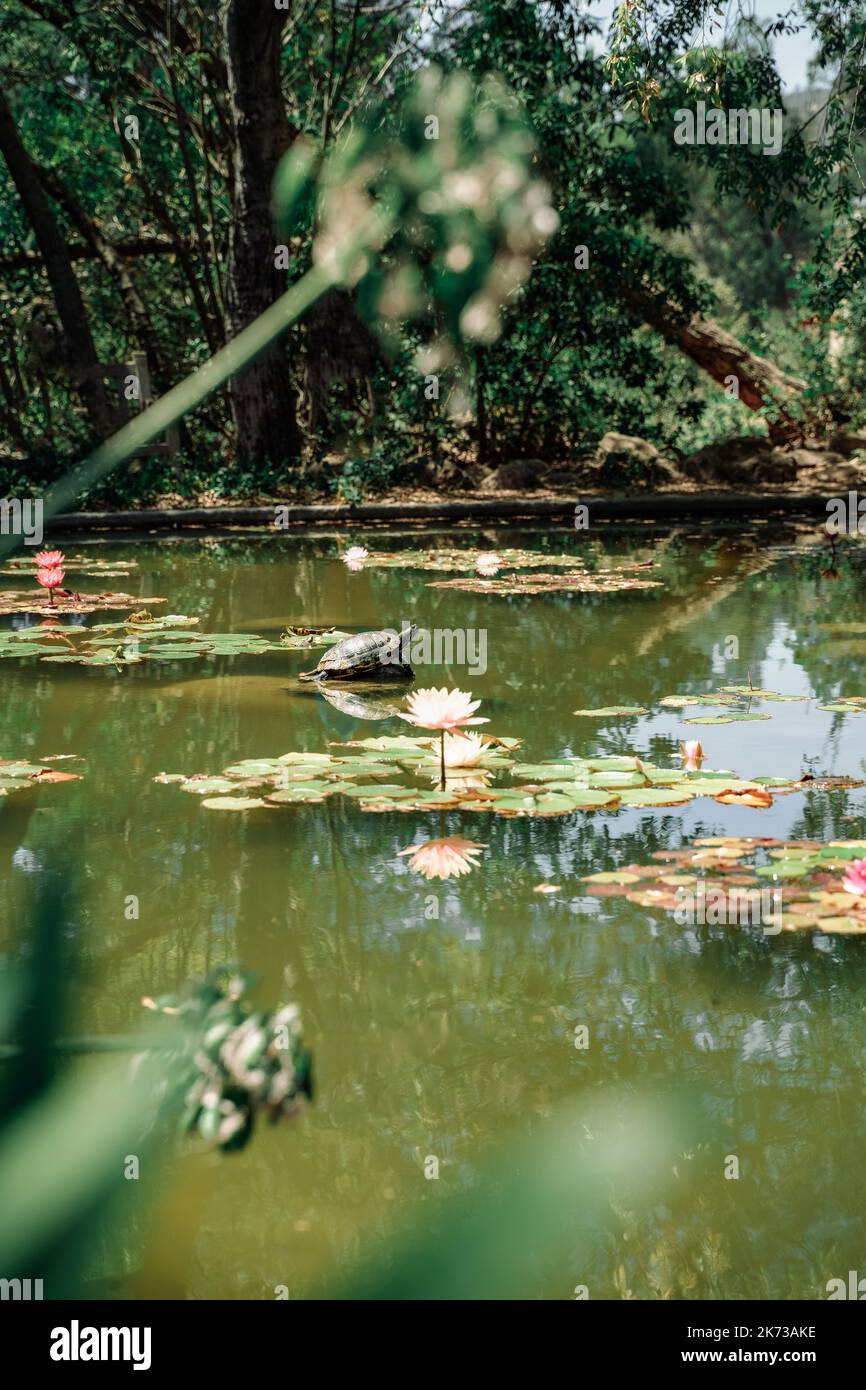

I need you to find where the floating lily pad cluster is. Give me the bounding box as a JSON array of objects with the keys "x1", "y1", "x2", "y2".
[
  {"x1": 143, "y1": 967, "x2": 312, "y2": 1153},
  {"x1": 0, "y1": 756, "x2": 82, "y2": 797},
  {"x1": 583, "y1": 837, "x2": 866, "y2": 936},
  {"x1": 351, "y1": 548, "x2": 597, "y2": 573},
  {"x1": 0, "y1": 591, "x2": 167, "y2": 617},
  {"x1": 155, "y1": 735, "x2": 520, "y2": 813},
  {"x1": 574, "y1": 686, "x2": 866, "y2": 724},
  {"x1": 508, "y1": 756, "x2": 853, "y2": 810},
  {"x1": 427, "y1": 568, "x2": 659, "y2": 596},
  {"x1": 154, "y1": 741, "x2": 855, "y2": 817},
  {"x1": 813, "y1": 696, "x2": 866, "y2": 714},
  {"x1": 0, "y1": 555, "x2": 136, "y2": 579},
  {"x1": 346, "y1": 547, "x2": 660, "y2": 595},
  {"x1": 0, "y1": 615, "x2": 349, "y2": 666}
]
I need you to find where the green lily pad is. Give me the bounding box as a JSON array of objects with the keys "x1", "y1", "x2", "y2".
[
  {"x1": 587, "y1": 771, "x2": 648, "y2": 789},
  {"x1": 573, "y1": 706, "x2": 648, "y2": 717},
  {"x1": 339, "y1": 782, "x2": 415, "y2": 797},
  {"x1": 659, "y1": 695, "x2": 726, "y2": 708},
  {"x1": 278, "y1": 751, "x2": 337, "y2": 765},
  {"x1": 224, "y1": 760, "x2": 287, "y2": 777},
  {"x1": 755, "y1": 861, "x2": 813, "y2": 879},
  {"x1": 179, "y1": 777, "x2": 238, "y2": 796},
  {"x1": 266, "y1": 784, "x2": 339, "y2": 802},
  {"x1": 584, "y1": 871, "x2": 643, "y2": 885},
  {"x1": 555, "y1": 788, "x2": 621, "y2": 809},
  {"x1": 201, "y1": 796, "x2": 269, "y2": 811},
  {"x1": 511, "y1": 762, "x2": 579, "y2": 779},
  {"x1": 683, "y1": 713, "x2": 772, "y2": 725},
  {"x1": 617, "y1": 787, "x2": 696, "y2": 807}
]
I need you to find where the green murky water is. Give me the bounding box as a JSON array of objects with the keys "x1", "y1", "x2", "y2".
[{"x1": 3, "y1": 519, "x2": 866, "y2": 1299}]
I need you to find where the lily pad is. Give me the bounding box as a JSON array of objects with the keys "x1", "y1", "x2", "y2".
[
  {"x1": 154, "y1": 739, "x2": 857, "y2": 822},
  {"x1": 0, "y1": 591, "x2": 167, "y2": 616},
  {"x1": 1, "y1": 554, "x2": 137, "y2": 579},
  {"x1": 428, "y1": 568, "x2": 660, "y2": 596},
  {"x1": 201, "y1": 796, "x2": 269, "y2": 811},
  {"x1": 573, "y1": 706, "x2": 648, "y2": 717},
  {"x1": 0, "y1": 756, "x2": 83, "y2": 797},
  {"x1": 581, "y1": 838, "x2": 866, "y2": 937},
  {"x1": 815, "y1": 702, "x2": 866, "y2": 714},
  {"x1": 351, "y1": 547, "x2": 608, "y2": 573},
  {"x1": 683, "y1": 713, "x2": 772, "y2": 725},
  {"x1": 659, "y1": 695, "x2": 727, "y2": 708},
  {"x1": 617, "y1": 787, "x2": 696, "y2": 807},
  {"x1": 0, "y1": 610, "x2": 351, "y2": 667}
]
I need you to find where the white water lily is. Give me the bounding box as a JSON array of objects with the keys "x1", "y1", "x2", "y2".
[
  {"x1": 475, "y1": 551, "x2": 501, "y2": 576},
  {"x1": 440, "y1": 731, "x2": 488, "y2": 767},
  {"x1": 342, "y1": 546, "x2": 369, "y2": 570},
  {"x1": 400, "y1": 686, "x2": 488, "y2": 788},
  {"x1": 399, "y1": 686, "x2": 488, "y2": 733}
]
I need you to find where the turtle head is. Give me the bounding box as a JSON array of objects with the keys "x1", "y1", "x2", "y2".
[{"x1": 382, "y1": 622, "x2": 417, "y2": 666}]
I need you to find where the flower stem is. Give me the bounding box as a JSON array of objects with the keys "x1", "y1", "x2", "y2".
[{"x1": 440, "y1": 728, "x2": 446, "y2": 789}]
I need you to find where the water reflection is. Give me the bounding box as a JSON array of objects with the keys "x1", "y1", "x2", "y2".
[{"x1": 397, "y1": 836, "x2": 487, "y2": 880}]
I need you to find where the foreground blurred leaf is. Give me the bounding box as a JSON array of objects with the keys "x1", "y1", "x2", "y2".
[{"x1": 328, "y1": 1092, "x2": 695, "y2": 1300}]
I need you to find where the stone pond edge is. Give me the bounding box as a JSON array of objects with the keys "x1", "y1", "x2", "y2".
[{"x1": 45, "y1": 492, "x2": 835, "y2": 534}]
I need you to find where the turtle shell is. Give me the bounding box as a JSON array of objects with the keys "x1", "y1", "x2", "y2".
[{"x1": 299, "y1": 628, "x2": 413, "y2": 681}]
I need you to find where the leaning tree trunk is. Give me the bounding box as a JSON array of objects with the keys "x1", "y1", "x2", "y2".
[
  {"x1": 0, "y1": 87, "x2": 112, "y2": 437},
  {"x1": 223, "y1": 0, "x2": 301, "y2": 464},
  {"x1": 636, "y1": 297, "x2": 809, "y2": 445}
]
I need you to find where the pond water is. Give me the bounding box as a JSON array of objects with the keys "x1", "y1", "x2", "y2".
[{"x1": 2, "y1": 518, "x2": 866, "y2": 1299}]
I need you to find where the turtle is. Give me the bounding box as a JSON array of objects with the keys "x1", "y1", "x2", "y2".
[{"x1": 298, "y1": 625, "x2": 417, "y2": 682}]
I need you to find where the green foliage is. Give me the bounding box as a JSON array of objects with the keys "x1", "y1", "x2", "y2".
[
  {"x1": 0, "y1": 870, "x2": 312, "y2": 1290},
  {"x1": 144, "y1": 968, "x2": 313, "y2": 1154},
  {"x1": 2, "y1": 1, "x2": 866, "y2": 497}
]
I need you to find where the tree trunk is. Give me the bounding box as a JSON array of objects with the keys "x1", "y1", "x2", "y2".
[
  {"x1": 37, "y1": 167, "x2": 169, "y2": 388},
  {"x1": 637, "y1": 301, "x2": 808, "y2": 445},
  {"x1": 223, "y1": 0, "x2": 301, "y2": 464},
  {"x1": 475, "y1": 347, "x2": 488, "y2": 463},
  {"x1": 0, "y1": 87, "x2": 112, "y2": 437}
]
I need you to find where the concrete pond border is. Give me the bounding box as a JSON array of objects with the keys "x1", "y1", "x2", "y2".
[{"x1": 44, "y1": 492, "x2": 833, "y2": 537}]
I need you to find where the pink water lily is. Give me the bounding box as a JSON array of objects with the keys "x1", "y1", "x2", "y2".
[
  {"x1": 34, "y1": 549, "x2": 65, "y2": 568},
  {"x1": 680, "y1": 739, "x2": 704, "y2": 772},
  {"x1": 36, "y1": 566, "x2": 65, "y2": 599},
  {"x1": 843, "y1": 858, "x2": 866, "y2": 895},
  {"x1": 397, "y1": 836, "x2": 487, "y2": 881}
]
